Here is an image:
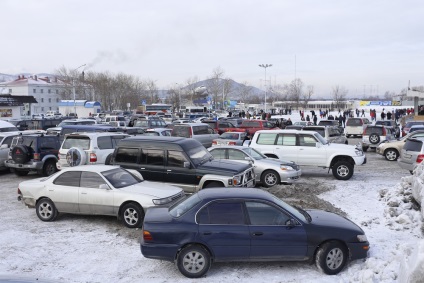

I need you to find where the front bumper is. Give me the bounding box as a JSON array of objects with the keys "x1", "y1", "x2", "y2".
[
  {"x1": 347, "y1": 241, "x2": 370, "y2": 261},
  {"x1": 279, "y1": 169, "x2": 302, "y2": 184},
  {"x1": 5, "y1": 160, "x2": 44, "y2": 170}
]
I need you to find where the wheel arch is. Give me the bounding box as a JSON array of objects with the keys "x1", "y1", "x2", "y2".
[
  {"x1": 36, "y1": 196, "x2": 60, "y2": 212},
  {"x1": 313, "y1": 239, "x2": 350, "y2": 262},
  {"x1": 118, "y1": 201, "x2": 144, "y2": 220},
  {"x1": 175, "y1": 242, "x2": 214, "y2": 262},
  {"x1": 329, "y1": 155, "x2": 355, "y2": 168}
]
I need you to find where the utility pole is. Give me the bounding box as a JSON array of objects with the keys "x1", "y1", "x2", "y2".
[{"x1": 259, "y1": 64, "x2": 272, "y2": 113}]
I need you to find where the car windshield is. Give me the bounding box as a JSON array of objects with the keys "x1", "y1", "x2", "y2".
[
  {"x1": 187, "y1": 146, "x2": 213, "y2": 165},
  {"x1": 135, "y1": 120, "x2": 149, "y2": 127},
  {"x1": 270, "y1": 195, "x2": 308, "y2": 223},
  {"x1": 101, "y1": 168, "x2": 140, "y2": 188},
  {"x1": 169, "y1": 193, "x2": 202, "y2": 218},
  {"x1": 313, "y1": 132, "x2": 327, "y2": 144},
  {"x1": 241, "y1": 147, "x2": 266, "y2": 160}
]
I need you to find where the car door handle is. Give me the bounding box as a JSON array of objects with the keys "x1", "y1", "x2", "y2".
[
  {"x1": 167, "y1": 169, "x2": 172, "y2": 172},
  {"x1": 252, "y1": 232, "x2": 263, "y2": 236},
  {"x1": 140, "y1": 168, "x2": 145, "y2": 170},
  {"x1": 202, "y1": 232, "x2": 212, "y2": 235}
]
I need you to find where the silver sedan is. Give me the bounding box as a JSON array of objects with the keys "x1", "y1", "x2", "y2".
[
  {"x1": 17, "y1": 165, "x2": 185, "y2": 228},
  {"x1": 208, "y1": 146, "x2": 301, "y2": 187},
  {"x1": 212, "y1": 131, "x2": 248, "y2": 146}
]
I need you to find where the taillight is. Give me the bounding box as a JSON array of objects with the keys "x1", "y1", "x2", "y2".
[
  {"x1": 17, "y1": 188, "x2": 21, "y2": 194},
  {"x1": 143, "y1": 230, "x2": 153, "y2": 241},
  {"x1": 33, "y1": 153, "x2": 40, "y2": 161},
  {"x1": 212, "y1": 141, "x2": 217, "y2": 145},
  {"x1": 189, "y1": 127, "x2": 193, "y2": 138},
  {"x1": 228, "y1": 141, "x2": 236, "y2": 145},
  {"x1": 417, "y1": 154, "x2": 424, "y2": 163},
  {"x1": 89, "y1": 153, "x2": 97, "y2": 163}
]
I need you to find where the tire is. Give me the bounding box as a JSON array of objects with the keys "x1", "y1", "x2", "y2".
[
  {"x1": 177, "y1": 245, "x2": 211, "y2": 278},
  {"x1": 384, "y1": 149, "x2": 399, "y2": 161},
  {"x1": 14, "y1": 170, "x2": 29, "y2": 176},
  {"x1": 121, "y1": 203, "x2": 144, "y2": 228},
  {"x1": 369, "y1": 133, "x2": 380, "y2": 144},
  {"x1": 362, "y1": 146, "x2": 368, "y2": 152},
  {"x1": 11, "y1": 145, "x2": 31, "y2": 164},
  {"x1": 332, "y1": 160, "x2": 354, "y2": 180},
  {"x1": 261, "y1": 170, "x2": 280, "y2": 187},
  {"x1": 104, "y1": 154, "x2": 112, "y2": 165},
  {"x1": 203, "y1": 181, "x2": 224, "y2": 188},
  {"x1": 42, "y1": 160, "x2": 57, "y2": 176},
  {"x1": 36, "y1": 198, "x2": 58, "y2": 222},
  {"x1": 66, "y1": 147, "x2": 87, "y2": 167},
  {"x1": 315, "y1": 241, "x2": 347, "y2": 275}
]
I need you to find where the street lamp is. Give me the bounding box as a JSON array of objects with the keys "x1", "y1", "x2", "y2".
[
  {"x1": 72, "y1": 64, "x2": 86, "y2": 116},
  {"x1": 258, "y1": 64, "x2": 272, "y2": 113}
]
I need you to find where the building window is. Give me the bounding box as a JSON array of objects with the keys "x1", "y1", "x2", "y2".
[
  {"x1": 48, "y1": 89, "x2": 51, "y2": 94},
  {"x1": 56, "y1": 89, "x2": 59, "y2": 94},
  {"x1": 33, "y1": 89, "x2": 36, "y2": 93},
  {"x1": 49, "y1": 107, "x2": 52, "y2": 110},
  {"x1": 49, "y1": 98, "x2": 51, "y2": 103},
  {"x1": 41, "y1": 89, "x2": 44, "y2": 94},
  {"x1": 41, "y1": 98, "x2": 44, "y2": 103},
  {"x1": 41, "y1": 107, "x2": 44, "y2": 111},
  {"x1": 56, "y1": 98, "x2": 59, "y2": 103}
]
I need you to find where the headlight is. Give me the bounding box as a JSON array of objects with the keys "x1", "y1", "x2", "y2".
[
  {"x1": 152, "y1": 192, "x2": 184, "y2": 205},
  {"x1": 357, "y1": 234, "x2": 368, "y2": 242},
  {"x1": 280, "y1": 165, "x2": 294, "y2": 171},
  {"x1": 232, "y1": 175, "x2": 242, "y2": 185},
  {"x1": 355, "y1": 149, "x2": 363, "y2": 156}
]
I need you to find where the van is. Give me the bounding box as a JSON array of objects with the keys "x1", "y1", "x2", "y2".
[
  {"x1": 345, "y1": 118, "x2": 371, "y2": 138},
  {"x1": 171, "y1": 123, "x2": 219, "y2": 148},
  {"x1": 0, "y1": 120, "x2": 18, "y2": 132},
  {"x1": 47, "y1": 124, "x2": 121, "y2": 142}
]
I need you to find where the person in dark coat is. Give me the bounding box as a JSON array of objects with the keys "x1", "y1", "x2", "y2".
[
  {"x1": 286, "y1": 118, "x2": 293, "y2": 126},
  {"x1": 313, "y1": 115, "x2": 318, "y2": 125}
]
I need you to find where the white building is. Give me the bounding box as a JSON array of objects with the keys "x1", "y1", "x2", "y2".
[{"x1": 58, "y1": 100, "x2": 101, "y2": 118}]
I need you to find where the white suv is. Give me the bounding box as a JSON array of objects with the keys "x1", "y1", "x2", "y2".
[
  {"x1": 249, "y1": 129, "x2": 366, "y2": 180},
  {"x1": 57, "y1": 132, "x2": 129, "y2": 170}
]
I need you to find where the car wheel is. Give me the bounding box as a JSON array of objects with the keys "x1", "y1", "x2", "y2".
[
  {"x1": 203, "y1": 181, "x2": 224, "y2": 188},
  {"x1": 261, "y1": 170, "x2": 280, "y2": 188},
  {"x1": 121, "y1": 203, "x2": 144, "y2": 228},
  {"x1": 369, "y1": 133, "x2": 380, "y2": 144},
  {"x1": 42, "y1": 160, "x2": 57, "y2": 176},
  {"x1": 177, "y1": 245, "x2": 211, "y2": 278},
  {"x1": 384, "y1": 149, "x2": 399, "y2": 161},
  {"x1": 14, "y1": 170, "x2": 29, "y2": 176},
  {"x1": 332, "y1": 160, "x2": 354, "y2": 180},
  {"x1": 36, "y1": 198, "x2": 58, "y2": 222},
  {"x1": 315, "y1": 241, "x2": 347, "y2": 275},
  {"x1": 362, "y1": 146, "x2": 368, "y2": 152}
]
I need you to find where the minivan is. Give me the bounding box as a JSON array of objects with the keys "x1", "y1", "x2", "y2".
[
  {"x1": 171, "y1": 123, "x2": 219, "y2": 148},
  {"x1": 345, "y1": 118, "x2": 371, "y2": 138},
  {"x1": 398, "y1": 137, "x2": 424, "y2": 174}
]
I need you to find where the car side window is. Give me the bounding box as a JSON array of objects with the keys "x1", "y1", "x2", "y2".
[
  {"x1": 112, "y1": 136, "x2": 127, "y2": 147},
  {"x1": 141, "y1": 149, "x2": 164, "y2": 166},
  {"x1": 197, "y1": 201, "x2": 245, "y2": 225},
  {"x1": 299, "y1": 134, "x2": 318, "y2": 147},
  {"x1": 114, "y1": 147, "x2": 139, "y2": 164},
  {"x1": 257, "y1": 133, "x2": 277, "y2": 145},
  {"x1": 245, "y1": 201, "x2": 290, "y2": 226},
  {"x1": 276, "y1": 134, "x2": 296, "y2": 146},
  {"x1": 3, "y1": 136, "x2": 14, "y2": 147},
  {"x1": 210, "y1": 149, "x2": 226, "y2": 159},
  {"x1": 80, "y1": 172, "x2": 107, "y2": 188},
  {"x1": 228, "y1": 149, "x2": 247, "y2": 160},
  {"x1": 97, "y1": 136, "x2": 113, "y2": 149},
  {"x1": 53, "y1": 171, "x2": 81, "y2": 187},
  {"x1": 167, "y1": 150, "x2": 189, "y2": 167}
]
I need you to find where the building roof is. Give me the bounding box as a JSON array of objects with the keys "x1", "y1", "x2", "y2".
[
  {"x1": 0, "y1": 95, "x2": 37, "y2": 106},
  {"x1": 58, "y1": 100, "x2": 101, "y2": 108}
]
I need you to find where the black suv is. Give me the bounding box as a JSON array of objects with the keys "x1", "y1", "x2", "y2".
[
  {"x1": 12, "y1": 118, "x2": 65, "y2": 131},
  {"x1": 110, "y1": 136, "x2": 255, "y2": 193},
  {"x1": 5, "y1": 133, "x2": 61, "y2": 176}
]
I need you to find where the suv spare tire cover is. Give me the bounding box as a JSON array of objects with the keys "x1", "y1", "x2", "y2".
[
  {"x1": 12, "y1": 145, "x2": 31, "y2": 164},
  {"x1": 369, "y1": 133, "x2": 380, "y2": 144},
  {"x1": 66, "y1": 147, "x2": 87, "y2": 167}
]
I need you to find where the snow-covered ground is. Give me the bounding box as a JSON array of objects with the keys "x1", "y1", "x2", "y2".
[{"x1": 1, "y1": 111, "x2": 423, "y2": 283}]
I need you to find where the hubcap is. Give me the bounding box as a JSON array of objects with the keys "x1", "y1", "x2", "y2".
[
  {"x1": 265, "y1": 173, "x2": 277, "y2": 185},
  {"x1": 386, "y1": 151, "x2": 397, "y2": 160},
  {"x1": 370, "y1": 135, "x2": 378, "y2": 143},
  {"x1": 326, "y1": 248, "x2": 344, "y2": 270},
  {"x1": 124, "y1": 208, "x2": 138, "y2": 225},
  {"x1": 337, "y1": 165, "x2": 349, "y2": 177},
  {"x1": 183, "y1": 251, "x2": 205, "y2": 273},
  {"x1": 38, "y1": 202, "x2": 53, "y2": 219}
]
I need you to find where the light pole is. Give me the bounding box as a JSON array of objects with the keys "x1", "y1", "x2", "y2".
[
  {"x1": 258, "y1": 64, "x2": 272, "y2": 113},
  {"x1": 72, "y1": 64, "x2": 86, "y2": 116}
]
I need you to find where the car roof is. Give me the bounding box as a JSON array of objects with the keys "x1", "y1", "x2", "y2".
[
  {"x1": 209, "y1": 145, "x2": 246, "y2": 150},
  {"x1": 60, "y1": 165, "x2": 121, "y2": 173},
  {"x1": 64, "y1": 132, "x2": 128, "y2": 137},
  {"x1": 256, "y1": 129, "x2": 317, "y2": 134},
  {"x1": 196, "y1": 187, "x2": 274, "y2": 202}
]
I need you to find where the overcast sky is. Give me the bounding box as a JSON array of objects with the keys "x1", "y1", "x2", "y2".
[{"x1": 2, "y1": 0, "x2": 423, "y2": 98}]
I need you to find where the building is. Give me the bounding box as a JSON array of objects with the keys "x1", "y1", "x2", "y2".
[
  {"x1": 0, "y1": 75, "x2": 65, "y2": 116},
  {"x1": 58, "y1": 100, "x2": 101, "y2": 117},
  {"x1": 0, "y1": 95, "x2": 37, "y2": 120}
]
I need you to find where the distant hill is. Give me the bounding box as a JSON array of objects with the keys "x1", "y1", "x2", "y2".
[{"x1": 182, "y1": 78, "x2": 262, "y2": 98}]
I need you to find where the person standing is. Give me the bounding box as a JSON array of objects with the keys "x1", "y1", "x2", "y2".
[{"x1": 313, "y1": 115, "x2": 318, "y2": 125}]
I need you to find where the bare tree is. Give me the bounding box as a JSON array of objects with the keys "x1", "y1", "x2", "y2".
[
  {"x1": 332, "y1": 85, "x2": 348, "y2": 110},
  {"x1": 301, "y1": 85, "x2": 314, "y2": 109},
  {"x1": 289, "y1": 78, "x2": 304, "y2": 109},
  {"x1": 184, "y1": 76, "x2": 200, "y2": 104},
  {"x1": 206, "y1": 67, "x2": 225, "y2": 110}
]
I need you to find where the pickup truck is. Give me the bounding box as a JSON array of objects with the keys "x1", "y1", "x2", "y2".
[
  {"x1": 235, "y1": 119, "x2": 279, "y2": 136},
  {"x1": 201, "y1": 119, "x2": 240, "y2": 134}
]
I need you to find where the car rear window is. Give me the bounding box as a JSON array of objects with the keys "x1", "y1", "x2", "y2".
[
  {"x1": 346, "y1": 119, "x2": 363, "y2": 126},
  {"x1": 62, "y1": 136, "x2": 90, "y2": 150},
  {"x1": 171, "y1": 125, "x2": 190, "y2": 137},
  {"x1": 404, "y1": 139, "x2": 424, "y2": 152},
  {"x1": 365, "y1": 127, "x2": 383, "y2": 135}
]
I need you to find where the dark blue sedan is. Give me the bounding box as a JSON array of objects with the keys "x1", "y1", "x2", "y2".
[{"x1": 140, "y1": 188, "x2": 369, "y2": 278}]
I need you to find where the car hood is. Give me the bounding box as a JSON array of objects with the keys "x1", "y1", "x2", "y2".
[
  {"x1": 307, "y1": 209, "x2": 363, "y2": 233},
  {"x1": 261, "y1": 158, "x2": 296, "y2": 166},
  {"x1": 326, "y1": 143, "x2": 358, "y2": 151},
  {"x1": 120, "y1": 181, "x2": 183, "y2": 198},
  {"x1": 198, "y1": 159, "x2": 251, "y2": 174}
]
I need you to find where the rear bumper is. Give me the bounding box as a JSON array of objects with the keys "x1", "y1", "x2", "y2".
[
  {"x1": 140, "y1": 241, "x2": 179, "y2": 262},
  {"x1": 5, "y1": 160, "x2": 43, "y2": 170},
  {"x1": 397, "y1": 160, "x2": 416, "y2": 171}
]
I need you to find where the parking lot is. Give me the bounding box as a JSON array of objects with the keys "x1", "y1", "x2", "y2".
[{"x1": 0, "y1": 137, "x2": 417, "y2": 283}]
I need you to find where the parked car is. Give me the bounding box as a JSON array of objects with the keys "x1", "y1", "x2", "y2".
[
  {"x1": 375, "y1": 120, "x2": 400, "y2": 138},
  {"x1": 303, "y1": 125, "x2": 348, "y2": 144},
  {"x1": 376, "y1": 130, "x2": 424, "y2": 161},
  {"x1": 361, "y1": 125, "x2": 396, "y2": 152},
  {"x1": 57, "y1": 132, "x2": 129, "y2": 170},
  {"x1": 5, "y1": 133, "x2": 61, "y2": 176},
  {"x1": 402, "y1": 121, "x2": 424, "y2": 137},
  {"x1": 345, "y1": 117, "x2": 371, "y2": 138},
  {"x1": 13, "y1": 118, "x2": 65, "y2": 131},
  {"x1": 398, "y1": 137, "x2": 424, "y2": 174},
  {"x1": 171, "y1": 123, "x2": 219, "y2": 148},
  {"x1": 208, "y1": 146, "x2": 301, "y2": 187},
  {"x1": 140, "y1": 188, "x2": 369, "y2": 278},
  {"x1": 143, "y1": 128, "x2": 172, "y2": 136},
  {"x1": 293, "y1": 121, "x2": 314, "y2": 127},
  {"x1": 46, "y1": 124, "x2": 121, "y2": 142},
  {"x1": 249, "y1": 129, "x2": 366, "y2": 180},
  {"x1": 408, "y1": 125, "x2": 424, "y2": 134},
  {"x1": 17, "y1": 165, "x2": 185, "y2": 228},
  {"x1": 0, "y1": 131, "x2": 23, "y2": 171},
  {"x1": 201, "y1": 119, "x2": 239, "y2": 134},
  {"x1": 211, "y1": 131, "x2": 248, "y2": 146},
  {"x1": 110, "y1": 136, "x2": 255, "y2": 193},
  {"x1": 133, "y1": 116, "x2": 167, "y2": 130}
]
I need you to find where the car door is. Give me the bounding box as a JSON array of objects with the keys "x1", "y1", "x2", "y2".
[
  {"x1": 196, "y1": 200, "x2": 251, "y2": 260},
  {"x1": 245, "y1": 201, "x2": 307, "y2": 260},
  {"x1": 139, "y1": 149, "x2": 166, "y2": 181},
  {"x1": 296, "y1": 134, "x2": 327, "y2": 165},
  {"x1": 274, "y1": 133, "x2": 299, "y2": 162},
  {"x1": 164, "y1": 150, "x2": 198, "y2": 192},
  {"x1": 78, "y1": 171, "x2": 114, "y2": 215},
  {"x1": 50, "y1": 171, "x2": 81, "y2": 213}
]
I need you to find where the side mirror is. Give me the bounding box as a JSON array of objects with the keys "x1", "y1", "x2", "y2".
[
  {"x1": 183, "y1": 161, "x2": 190, "y2": 168},
  {"x1": 285, "y1": 219, "x2": 296, "y2": 229},
  {"x1": 244, "y1": 156, "x2": 253, "y2": 162},
  {"x1": 99, "y1": 184, "x2": 110, "y2": 190},
  {"x1": 316, "y1": 142, "x2": 322, "y2": 148}
]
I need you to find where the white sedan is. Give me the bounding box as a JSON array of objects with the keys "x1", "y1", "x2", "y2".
[{"x1": 17, "y1": 165, "x2": 185, "y2": 228}]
